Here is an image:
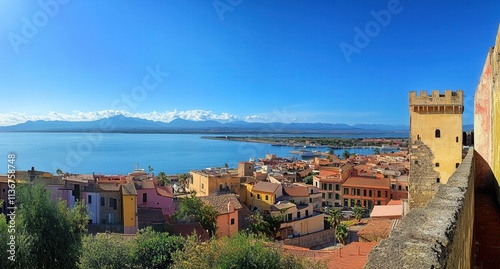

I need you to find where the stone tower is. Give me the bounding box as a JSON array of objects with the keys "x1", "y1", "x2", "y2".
[{"x1": 408, "y1": 90, "x2": 463, "y2": 208}]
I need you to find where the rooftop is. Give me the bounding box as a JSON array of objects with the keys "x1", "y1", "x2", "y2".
[
  {"x1": 252, "y1": 181, "x2": 281, "y2": 194},
  {"x1": 370, "y1": 205, "x2": 402, "y2": 218},
  {"x1": 342, "y1": 176, "x2": 390, "y2": 189},
  {"x1": 200, "y1": 193, "x2": 243, "y2": 215}
]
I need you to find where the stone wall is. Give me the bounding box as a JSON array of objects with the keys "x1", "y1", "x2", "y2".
[
  {"x1": 364, "y1": 148, "x2": 474, "y2": 269},
  {"x1": 408, "y1": 141, "x2": 439, "y2": 208},
  {"x1": 283, "y1": 229, "x2": 335, "y2": 249}
]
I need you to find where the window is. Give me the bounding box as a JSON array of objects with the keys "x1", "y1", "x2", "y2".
[
  {"x1": 414, "y1": 160, "x2": 419, "y2": 165},
  {"x1": 417, "y1": 134, "x2": 420, "y2": 140},
  {"x1": 315, "y1": 182, "x2": 318, "y2": 187},
  {"x1": 344, "y1": 188, "x2": 349, "y2": 195},
  {"x1": 456, "y1": 163, "x2": 460, "y2": 168},
  {"x1": 287, "y1": 213, "x2": 292, "y2": 221},
  {"x1": 363, "y1": 200, "x2": 367, "y2": 207},
  {"x1": 322, "y1": 193, "x2": 325, "y2": 199},
  {"x1": 343, "y1": 199, "x2": 348, "y2": 206},
  {"x1": 265, "y1": 195, "x2": 269, "y2": 201},
  {"x1": 230, "y1": 218, "x2": 235, "y2": 225},
  {"x1": 109, "y1": 198, "x2": 113, "y2": 207},
  {"x1": 435, "y1": 129, "x2": 441, "y2": 138},
  {"x1": 391, "y1": 184, "x2": 395, "y2": 190},
  {"x1": 219, "y1": 184, "x2": 223, "y2": 191},
  {"x1": 322, "y1": 183, "x2": 327, "y2": 190},
  {"x1": 335, "y1": 184, "x2": 340, "y2": 191},
  {"x1": 377, "y1": 190, "x2": 381, "y2": 197},
  {"x1": 88, "y1": 195, "x2": 92, "y2": 204},
  {"x1": 143, "y1": 193, "x2": 147, "y2": 203},
  {"x1": 297, "y1": 211, "x2": 301, "y2": 219},
  {"x1": 456, "y1": 136, "x2": 459, "y2": 143},
  {"x1": 385, "y1": 191, "x2": 388, "y2": 197},
  {"x1": 356, "y1": 189, "x2": 360, "y2": 196},
  {"x1": 405, "y1": 186, "x2": 408, "y2": 191},
  {"x1": 257, "y1": 194, "x2": 261, "y2": 200},
  {"x1": 328, "y1": 193, "x2": 332, "y2": 199},
  {"x1": 250, "y1": 193, "x2": 253, "y2": 197},
  {"x1": 377, "y1": 201, "x2": 381, "y2": 205},
  {"x1": 305, "y1": 210, "x2": 309, "y2": 217},
  {"x1": 100, "y1": 197, "x2": 105, "y2": 206},
  {"x1": 309, "y1": 198, "x2": 312, "y2": 203},
  {"x1": 435, "y1": 163, "x2": 440, "y2": 167},
  {"x1": 335, "y1": 194, "x2": 340, "y2": 200},
  {"x1": 398, "y1": 185, "x2": 402, "y2": 191},
  {"x1": 369, "y1": 190, "x2": 372, "y2": 197},
  {"x1": 437, "y1": 178, "x2": 440, "y2": 183},
  {"x1": 328, "y1": 184, "x2": 332, "y2": 191},
  {"x1": 351, "y1": 188, "x2": 355, "y2": 195}
]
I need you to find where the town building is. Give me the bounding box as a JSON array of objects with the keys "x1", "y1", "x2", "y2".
[
  {"x1": 341, "y1": 176, "x2": 391, "y2": 209},
  {"x1": 200, "y1": 193, "x2": 243, "y2": 237}
]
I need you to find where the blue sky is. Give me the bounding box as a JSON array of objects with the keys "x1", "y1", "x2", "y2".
[{"x1": 0, "y1": 0, "x2": 499, "y2": 126}]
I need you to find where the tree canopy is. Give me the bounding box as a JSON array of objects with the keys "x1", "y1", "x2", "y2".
[{"x1": 173, "y1": 194, "x2": 218, "y2": 237}]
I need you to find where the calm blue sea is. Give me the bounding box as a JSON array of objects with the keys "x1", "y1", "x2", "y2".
[{"x1": 0, "y1": 132, "x2": 407, "y2": 175}]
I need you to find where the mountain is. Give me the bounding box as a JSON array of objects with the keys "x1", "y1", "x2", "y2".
[{"x1": 0, "y1": 116, "x2": 412, "y2": 134}]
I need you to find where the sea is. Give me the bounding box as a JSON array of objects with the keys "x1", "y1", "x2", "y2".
[{"x1": 0, "y1": 132, "x2": 407, "y2": 175}]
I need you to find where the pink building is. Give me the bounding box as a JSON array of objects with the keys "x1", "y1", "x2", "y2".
[
  {"x1": 200, "y1": 194, "x2": 242, "y2": 238},
  {"x1": 134, "y1": 179, "x2": 174, "y2": 215}
]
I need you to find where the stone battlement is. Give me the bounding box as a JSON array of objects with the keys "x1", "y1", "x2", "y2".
[{"x1": 409, "y1": 90, "x2": 463, "y2": 106}]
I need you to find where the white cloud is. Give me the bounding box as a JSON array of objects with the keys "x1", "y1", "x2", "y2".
[{"x1": 0, "y1": 110, "x2": 244, "y2": 126}]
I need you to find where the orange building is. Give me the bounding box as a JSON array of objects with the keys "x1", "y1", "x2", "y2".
[{"x1": 341, "y1": 176, "x2": 391, "y2": 209}]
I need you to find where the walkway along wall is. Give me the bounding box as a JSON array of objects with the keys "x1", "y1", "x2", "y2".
[{"x1": 364, "y1": 148, "x2": 474, "y2": 269}]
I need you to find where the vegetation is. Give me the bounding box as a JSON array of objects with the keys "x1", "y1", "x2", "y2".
[
  {"x1": 342, "y1": 150, "x2": 351, "y2": 160},
  {"x1": 13, "y1": 183, "x2": 89, "y2": 269},
  {"x1": 247, "y1": 211, "x2": 283, "y2": 240},
  {"x1": 374, "y1": 148, "x2": 380, "y2": 155},
  {"x1": 173, "y1": 194, "x2": 218, "y2": 237},
  {"x1": 335, "y1": 223, "x2": 349, "y2": 245},
  {"x1": 78, "y1": 233, "x2": 136, "y2": 269},
  {"x1": 157, "y1": 171, "x2": 170, "y2": 186},
  {"x1": 134, "y1": 227, "x2": 186, "y2": 268},
  {"x1": 302, "y1": 175, "x2": 313, "y2": 184},
  {"x1": 353, "y1": 206, "x2": 367, "y2": 221},
  {"x1": 326, "y1": 208, "x2": 342, "y2": 230},
  {"x1": 171, "y1": 233, "x2": 325, "y2": 269}
]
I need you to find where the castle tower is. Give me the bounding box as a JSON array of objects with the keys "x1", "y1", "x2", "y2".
[{"x1": 408, "y1": 90, "x2": 463, "y2": 208}]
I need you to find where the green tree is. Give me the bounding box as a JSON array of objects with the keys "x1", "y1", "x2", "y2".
[
  {"x1": 134, "y1": 227, "x2": 186, "y2": 269},
  {"x1": 171, "y1": 232, "x2": 325, "y2": 269},
  {"x1": 335, "y1": 223, "x2": 349, "y2": 245},
  {"x1": 302, "y1": 175, "x2": 313, "y2": 184},
  {"x1": 56, "y1": 168, "x2": 63, "y2": 175},
  {"x1": 0, "y1": 211, "x2": 10, "y2": 268},
  {"x1": 326, "y1": 208, "x2": 342, "y2": 230},
  {"x1": 15, "y1": 183, "x2": 88, "y2": 269},
  {"x1": 374, "y1": 148, "x2": 380, "y2": 155},
  {"x1": 148, "y1": 165, "x2": 154, "y2": 173},
  {"x1": 353, "y1": 206, "x2": 366, "y2": 221},
  {"x1": 247, "y1": 212, "x2": 271, "y2": 236},
  {"x1": 157, "y1": 171, "x2": 169, "y2": 186},
  {"x1": 342, "y1": 150, "x2": 351, "y2": 160},
  {"x1": 174, "y1": 194, "x2": 218, "y2": 237},
  {"x1": 78, "y1": 233, "x2": 136, "y2": 269}
]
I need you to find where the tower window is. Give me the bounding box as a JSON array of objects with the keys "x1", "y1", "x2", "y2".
[
  {"x1": 417, "y1": 134, "x2": 420, "y2": 140},
  {"x1": 456, "y1": 163, "x2": 460, "y2": 168},
  {"x1": 435, "y1": 129, "x2": 441, "y2": 138},
  {"x1": 456, "y1": 136, "x2": 459, "y2": 143},
  {"x1": 436, "y1": 178, "x2": 440, "y2": 183},
  {"x1": 435, "y1": 163, "x2": 440, "y2": 167}
]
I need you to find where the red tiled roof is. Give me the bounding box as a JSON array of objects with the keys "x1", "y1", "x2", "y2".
[
  {"x1": 387, "y1": 199, "x2": 402, "y2": 205},
  {"x1": 342, "y1": 176, "x2": 390, "y2": 189},
  {"x1": 252, "y1": 181, "x2": 281, "y2": 194},
  {"x1": 200, "y1": 194, "x2": 243, "y2": 215},
  {"x1": 156, "y1": 185, "x2": 174, "y2": 198},
  {"x1": 328, "y1": 242, "x2": 378, "y2": 269},
  {"x1": 370, "y1": 205, "x2": 402, "y2": 218},
  {"x1": 357, "y1": 219, "x2": 393, "y2": 242},
  {"x1": 283, "y1": 185, "x2": 309, "y2": 197}
]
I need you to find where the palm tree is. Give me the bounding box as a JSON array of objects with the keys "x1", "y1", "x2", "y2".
[
  {"x1": 335, "y1": 223, "x2": 349, "y2": 245},
  {"x1": 157, "y1": 171, "x2": 169, "y2": 186},
  {"x1": 342, "y1": 150, "x2": 351, "y2": 160},
  {"x1": 56, "y1": 169, "x2": 63, "y2": 175},
  {"x1": 326, "y1": 208, "x2": 342, "y2": 230},
  {"x1": 353, "y1": 206, "x2": 366, "y2": 222}
]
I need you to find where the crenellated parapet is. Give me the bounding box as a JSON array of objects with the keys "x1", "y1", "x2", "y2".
[{"x1": 409, "y1": 90, "x2": 464, "y2": 114}]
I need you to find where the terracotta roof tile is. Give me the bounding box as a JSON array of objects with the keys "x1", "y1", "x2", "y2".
[
  {"x1": 252, "y1": 181, "x2": 281, "y2": 193},
  {"x1": 357, "y1": 219, "x2": 393, "y2": 242},
  {"x1": 200, "y1": 194, "x2": 242, "y2": 215},
  {"x1": 156, "y1": 185, "x2": 174, "y2": 198},
  {"x1": 328, "y1": 242, "x2": 378, "y2": 269},
  {"x1": 283, "y1": 185, "x2": 309, "y2": 197},
  {"x1": 342, "y1": 176, "x2": 390, "y2": 189}
]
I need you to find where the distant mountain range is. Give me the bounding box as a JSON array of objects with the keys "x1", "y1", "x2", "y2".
[{"x1": 0, "y1": 115, "x2": 471, "y2": 134}]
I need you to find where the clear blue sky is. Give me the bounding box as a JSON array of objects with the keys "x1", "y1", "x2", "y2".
[{"x1": 0, "y1": 0, "x2": 499, "y2": 125}]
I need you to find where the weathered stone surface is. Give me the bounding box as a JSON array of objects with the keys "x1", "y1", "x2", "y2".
[{"x1": 364, "y1": 148, "x2": 474, "y2": 269}]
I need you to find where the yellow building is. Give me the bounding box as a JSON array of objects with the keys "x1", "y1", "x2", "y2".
[
  {"x1": 122, "y1": 182, "x2": 138, "y2": 234},
  {"x1": 189, "y1": 170, "x2": 242, "y2": 196},
  {"x1": 408, "y1": 90, "x2": 463, "y2": 208},
  {"x1": 270, "y1": 201, "x2": 324, "y2": 238},
  {"x1": 241, "y1": 181, "x2": 283, "y2": 213}
]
